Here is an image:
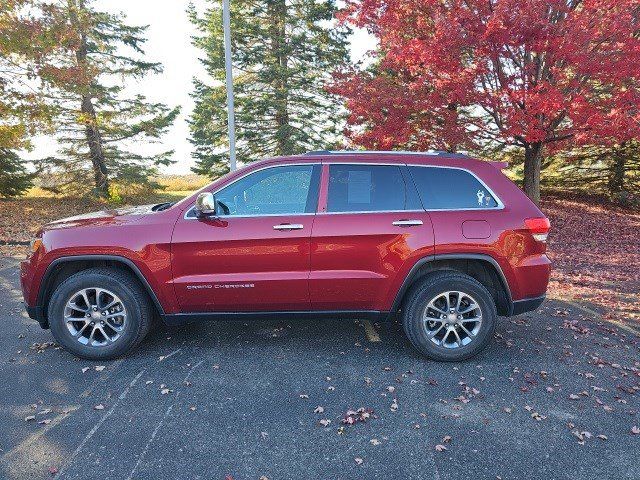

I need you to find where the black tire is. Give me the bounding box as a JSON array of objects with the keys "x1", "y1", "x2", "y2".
[
  {"x1": 402, "y1": 271, "x2": 497, "y2": 361},
  {"x1": 47, "y1": 267, "x2": 154, "y2": 360}
]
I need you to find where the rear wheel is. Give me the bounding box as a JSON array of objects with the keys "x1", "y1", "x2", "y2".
[
  {"x1": 402, "y1": 271, "x2": 497, "y2": 361},
  {"x1": 48, "y1": 267, "x2": 153, "y2": 360}
]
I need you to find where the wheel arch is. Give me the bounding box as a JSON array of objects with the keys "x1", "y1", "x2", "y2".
[
  {"x1": 37, "y1": 255, "x2": 165, "y2": 328},
  {"x1": 391, "y1": 254, "x2": 513, "y2": 316}
]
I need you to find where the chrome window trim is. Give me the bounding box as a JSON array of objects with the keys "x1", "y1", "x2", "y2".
[
  {"x1": 405, "y1": 164, "x2": 505, "y2": 211},
  {"x1": 322, "y1": 162, "x2": 505, "y2": 214},
  {"x1": 184, "y1": 163, "x2": 320, "y2": 219},
  {"x1": 317, "y1": 209, "x2": 425, "y2": 216},
  {"x1": 185, "y1": 212, "x2": 316, "y2": 219},
  {"x1": 184, "y1": 161, "x2": 505, "y2": 218}
]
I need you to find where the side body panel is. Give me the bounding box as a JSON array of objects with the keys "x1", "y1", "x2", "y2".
[
  {"x1": 309, "y1": 211, "x2": 435, "y2": 310},
  {"x1": 170, "y1": 214, "x2": 313, "y2": 312},
  {"x1": 309, "y1": 162, "x2": 435, "y2": 311}
]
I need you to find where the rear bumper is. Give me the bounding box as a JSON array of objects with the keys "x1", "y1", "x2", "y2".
[{"x1": 511, "y1": 295, "x2": 545, "y2": 316}]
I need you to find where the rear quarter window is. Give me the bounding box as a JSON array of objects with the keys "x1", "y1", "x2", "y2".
[{"x1": 408, "y1": 167, "x2": 500, "y2": 210}]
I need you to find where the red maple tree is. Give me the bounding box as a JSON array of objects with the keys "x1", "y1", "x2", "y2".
[{"x1": 332, "y1": 0, "x2": 640, "y2": 203}]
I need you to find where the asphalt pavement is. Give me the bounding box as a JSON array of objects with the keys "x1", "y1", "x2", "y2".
[{"x1": 0, "y1": 256, "x2": 638, "y2": 480}]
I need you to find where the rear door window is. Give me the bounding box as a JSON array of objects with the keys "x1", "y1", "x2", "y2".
[
  {"x1": 408, "y1": 167, "x2": 499, "y2": 210},
  {"x1": 327, "y1": 164, "x2": 416, "y2": 213}
]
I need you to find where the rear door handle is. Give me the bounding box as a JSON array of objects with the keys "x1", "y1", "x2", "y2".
[
  {"x1": 392, "y1": 220, "x2": 423, "y2": 227},
  {"x1": 273, "y1": 223, "x2": 304, "y2": 231}
]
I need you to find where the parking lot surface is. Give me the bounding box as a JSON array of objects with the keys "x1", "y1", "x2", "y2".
[{"x1": 0, "y1": 256, "x2": 638, "y2": 479}]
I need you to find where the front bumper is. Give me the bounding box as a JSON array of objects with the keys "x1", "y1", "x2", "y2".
[
  {"x1": 21, "y1": 256, "x2": 49, "y2": 329},
  {"x1": 26, "y1": 305, "x2": 48, "y2": 329}
]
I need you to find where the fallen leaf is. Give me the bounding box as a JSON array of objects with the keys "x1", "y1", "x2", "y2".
[
  {"x1": 314, "y1": 406, "x2": 324, "y2": 414},
  {"x1": 435, "y1": 444, "x2": 447, "y2": 452},
  {"x1": 342, "y1": 407, "x2": 375, "y2": 425}
]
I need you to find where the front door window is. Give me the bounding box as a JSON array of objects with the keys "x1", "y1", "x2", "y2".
[{"x1": 215, "y1": 165, "x2": 320, "y2": 216}]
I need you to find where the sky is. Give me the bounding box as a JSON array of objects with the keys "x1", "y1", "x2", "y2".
[{"x1": 26, "y1": 0, "x2": 376, "y2": 175}]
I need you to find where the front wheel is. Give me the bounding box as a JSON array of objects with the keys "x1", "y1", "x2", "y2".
[
  {"x1": 48, "y1": 267, "x2": 153, "y2": 360},
  {"x1": 402, "y1": 271, "x2": 497, "y2": 361}
]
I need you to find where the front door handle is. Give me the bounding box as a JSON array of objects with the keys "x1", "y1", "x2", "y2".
[
  {"x1": 392, "y1": 220, "x2": 423, "y2": 227},
  {"x1": 273, "y1": 223, "x2": 304, "y2": 231}
]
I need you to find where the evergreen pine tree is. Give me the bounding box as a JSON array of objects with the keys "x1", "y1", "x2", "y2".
[
  {"x1": 40, "y1": 0, "x2": 180, "y2": 198},
  {"x1": 1, "y1": 0, "x2": 61, "y2": 197},
  {"x1": 0, "y1": 148, "x2": 36, "y2": 198},
  {"x1": 188, "y1": 0, "x2": 349, "y2": 177}
]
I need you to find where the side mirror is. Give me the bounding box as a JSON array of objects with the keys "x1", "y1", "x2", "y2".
[{"x1": 195, "y1": 192, "x2": 217, "y2": 217}]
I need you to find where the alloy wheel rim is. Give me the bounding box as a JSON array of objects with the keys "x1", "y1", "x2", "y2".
[
  {"x1": 422, "y1": 290, "x2": 482, "y2": 349},
  {"x1": 64, "y1": 288, "x2": 127, "y2": 347}
]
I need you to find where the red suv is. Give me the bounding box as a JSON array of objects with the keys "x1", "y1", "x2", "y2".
[{"x1": 20, "y1": 151, "x2": 551, "y2": 361}]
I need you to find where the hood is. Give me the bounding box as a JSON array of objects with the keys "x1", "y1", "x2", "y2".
[{"x1": 42, "y1": 204, "x2": 159, "y2": 232}]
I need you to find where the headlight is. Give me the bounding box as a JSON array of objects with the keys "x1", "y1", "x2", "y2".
[{"x1": 29, "y1": 237, "x2": 42, "y2": 254}]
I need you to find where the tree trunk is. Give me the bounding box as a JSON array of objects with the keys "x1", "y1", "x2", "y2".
[
  {"x1": 81, "y1": 96, "x2": 109, "y2": 197},
  {"x1": 268, "y1": 0, "x2": 290, "y2": 155},
  {"x1": 523, "y1": 142, "x2": 543, "y2": 204},
  {"x1": 608, "y1": 145, "x2": 626, "y2": 195},
  {"x1": 73, "y1": 0, "x2": 109, "y2": 198}
]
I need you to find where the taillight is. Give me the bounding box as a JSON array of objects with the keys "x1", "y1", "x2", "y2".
[{"x1": 525, "y1": 217, "x2": 551, "y2": 242}]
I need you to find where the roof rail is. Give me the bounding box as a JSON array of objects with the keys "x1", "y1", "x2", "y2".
[
  {"x1": 305, "y1": 150, "x2": 333, "y2": 155},
  {"x1": 304, "y1": 150, "x2": 470, "y2": 158}
]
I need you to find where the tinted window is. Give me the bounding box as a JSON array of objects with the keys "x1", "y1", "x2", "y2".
[
  {"x1": 327, "y1": 165, "x2": 412, "y2": 213},
  {"x1": 212, "y1": 165, "x2": 320, "y2": 216},
  {"x1": 409, "y1": 167, "x2": 499, "y2": 210}
]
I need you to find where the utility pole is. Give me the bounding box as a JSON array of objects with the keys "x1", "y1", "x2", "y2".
[{"x1": 222, "y1": 0, "x2": 237, "y2": 171}]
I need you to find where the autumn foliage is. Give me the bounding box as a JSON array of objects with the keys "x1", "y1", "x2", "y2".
[{"x1": 332, "y1": 0, "x2": 640, "y2": 202}]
